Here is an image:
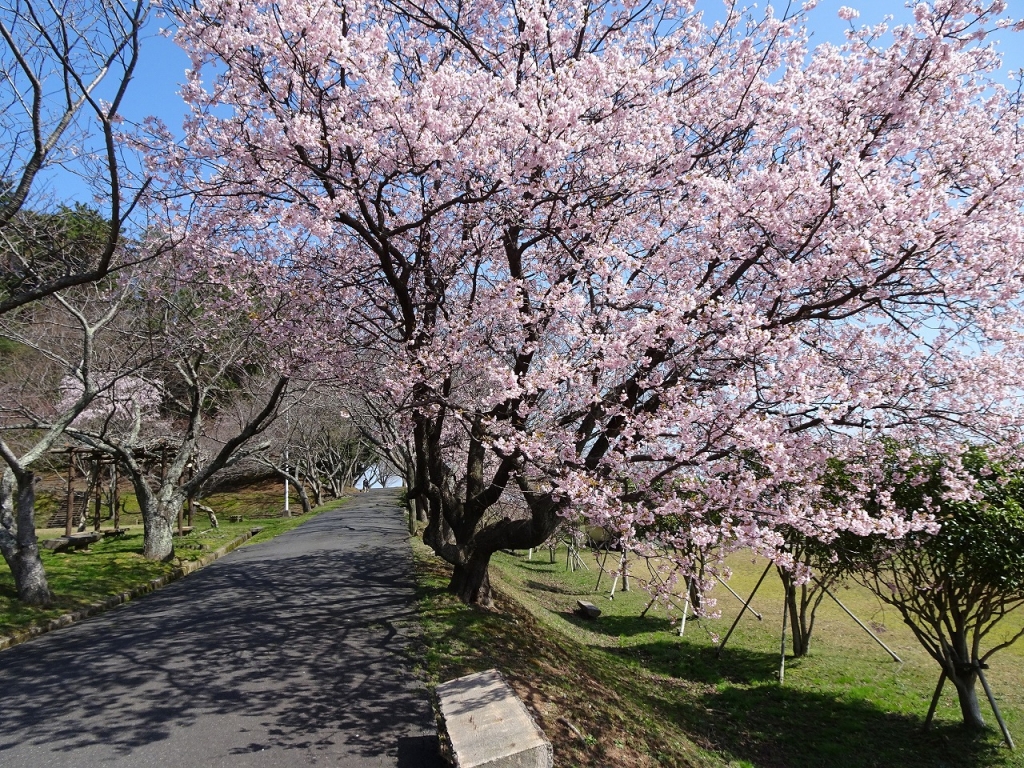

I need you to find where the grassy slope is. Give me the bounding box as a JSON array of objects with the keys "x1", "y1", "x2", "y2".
[
  {"x1": 413, "y1": 539, "x2": 727, "y2": 768},
  {"x1": 483, "y1": 546, "x2": 1024, "y2": 768},
  {"x1": 0, "y1": 495, "x2": 350, "y2": 636}
]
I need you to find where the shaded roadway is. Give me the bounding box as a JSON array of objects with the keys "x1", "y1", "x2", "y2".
[{"x1": 0, "y1": 489, "x2": 444, "y2": 767}]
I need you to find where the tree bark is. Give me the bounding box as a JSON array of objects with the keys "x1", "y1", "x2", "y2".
[
  {"x1": 777, "y1": 568, "x2": 826, "y2": 658},
  {"x1": 450, "y1": 553, "x2": 494, "y2": 608},
  {"x1": 949, "y1": 667, "x2": 986, "y2": 730},
  {"x1": 415, "y1": 495, "x2": 427, "y2": 523},
  {"x1": 142, "y1": 506, "x2": 175, "y2": 561},
  {"x1": 0, "y1": 469, "x2": 53, "y2": 606}
]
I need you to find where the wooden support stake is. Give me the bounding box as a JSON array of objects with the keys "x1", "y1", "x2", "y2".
[
  {"x1": 978, "y1": 666, "x2": 1015, "y2": 751},
  {"x1": 112, "y1": 464, "x2": 120, "y2": 531},
  {"x1": 679, "y1": 579, "x2": 691, "y2": 637},
  {"x1": 818, "y1": 581, "x2": 902, "y2": 663},
  {"x1": 609, "y1": 552, "x2": 627, "y2": 599},
  {"x1": 779, "y1": 584, "x2": 789, "y2": 685},
  {"x1": 65, "y1": 458, "x2": 75, "y2": 537},
  {"x1": 93, "y1": 465, "x2": 102, "y2": 532},
  {"x1": 716, "y1": 575, "x2": 763, "y2": 621},
  {"x1": 594, "y1": 548, "x2": 611, "y2": 593},
  {"x1": 187, "y1": 464, "x2": 195, "y2": 527},
  {"x1": 717, "y1": 562, "x2": 773, "y2": 657},
  {"x1": 923, "y1": 671, "x2": 946, "y2": 730}
]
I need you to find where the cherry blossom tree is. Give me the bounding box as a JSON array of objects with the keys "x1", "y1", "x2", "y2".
[
  {"x1": 166, "y1": 0, "x2": 1024, "y2": 605},
  {"x1": 59, "y1": 252, "x2": 313, "y2": 560}
]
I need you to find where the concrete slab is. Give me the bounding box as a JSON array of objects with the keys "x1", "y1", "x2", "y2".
[{"x1": 436, "y1": 668, "x2": 553, "y2": 768}]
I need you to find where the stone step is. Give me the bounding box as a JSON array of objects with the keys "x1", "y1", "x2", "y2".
[{"x1": 436, "y1": 669, "x2": 552, "y2": 768}]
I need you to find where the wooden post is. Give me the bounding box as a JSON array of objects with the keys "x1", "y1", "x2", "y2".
[
  {"x1": 187, "y1": 463, "x2": 195, "y2": 527},
  {"x1": 112, "y1": 462, "x2": 120, "y2": 531},
  {"x1": 93, "y1": 460, "x2": 102, "y2": 532},
  {"x1": 978, "y1": 666, "x2": 1015, "y2": 750},
  {"x1": 283, "y1": 447, "x2": 290, "y2": 517},
  {"x1": 65, "y1": 454, "x2": 75, "y2": 537},
  {"x1": 779, "y1": 584, "x2": 789, "y2": 684}
]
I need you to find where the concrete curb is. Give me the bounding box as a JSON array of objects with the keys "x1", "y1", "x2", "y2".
[{"x1": 0, "y1": 526, "x2": 264, "y2": 653}]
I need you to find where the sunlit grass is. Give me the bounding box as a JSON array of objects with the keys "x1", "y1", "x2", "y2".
[{"x1": 488, "y1": 546, "x2": 1024, "y2": 768}]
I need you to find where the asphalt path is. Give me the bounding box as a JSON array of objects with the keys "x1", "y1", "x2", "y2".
[{"x1": 0, "y1": 489, "x2": 444, "y2": 767}]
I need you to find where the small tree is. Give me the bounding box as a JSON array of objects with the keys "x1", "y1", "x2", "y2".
[
  {"x1": 774, "y1": 528, "x2": 854, "y2": 658},
  {"x1": 52, "y1": 249, "x2": 316, "y2": 560},
  {"x1": 858, "y1": 448, "x2": 1024, "y2": 731}
]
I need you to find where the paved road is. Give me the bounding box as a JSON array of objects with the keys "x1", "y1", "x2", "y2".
[{"x1": 0, "y1": 489, "x2": 444, "y2": 767}]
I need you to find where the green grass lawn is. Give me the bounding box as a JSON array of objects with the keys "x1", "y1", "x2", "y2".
[
  {"x1": 490, "y1": 546, "x2": 1024, "y2": 768},
  {"x1": 32, "y1": 479, "x2": 299, "y2": 532},
  {"x1": 412, "y1": 540, "x2": 725, "y2": 768},
  {"x1": 0, "y1": 495, "x2": 351, "y2": 637},
  {"x1": 412, "y1": 538, "x2": 1024, "y2": 767}
]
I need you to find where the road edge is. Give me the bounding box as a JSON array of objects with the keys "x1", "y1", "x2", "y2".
[{"x1": 0, "y1": 526, "x2": 262, "y2": 653}]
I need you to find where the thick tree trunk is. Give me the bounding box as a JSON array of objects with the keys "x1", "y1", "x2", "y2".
[
  {"x1": 950, "y1": 668, "x2": 986, "y2": 730},
  {"x1": 415, "y1": 496, "x2": 427, "y2": 523},
  {"x1": 449, "y1": 553, "x2": 494, "y2": 608},
  {"x1": 143, "y1": 508, "x2": 175, "y2": 561},
  {"x1": 0, "y1": 470, "x2": 52, "y2": 606},
  {"x1": 295, "y1": 482, "x2": 311, "y2": 514}
]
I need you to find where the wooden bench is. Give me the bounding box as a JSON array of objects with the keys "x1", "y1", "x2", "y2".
[
  {"x1": 435, "y1": 669, "x2": 552, "y2": 768},
  {"x1": 41, "y1": 531, "x2": 103, "y2": 553}
]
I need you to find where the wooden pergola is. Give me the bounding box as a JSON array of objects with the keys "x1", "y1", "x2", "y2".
[{"x1": 50, "y1": 441, "x2": 197, "y2": 537}]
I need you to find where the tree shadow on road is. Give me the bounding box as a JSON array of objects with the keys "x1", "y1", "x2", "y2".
[{"x1": 0, "y1": 500, "x2": 444, "y2": 766}]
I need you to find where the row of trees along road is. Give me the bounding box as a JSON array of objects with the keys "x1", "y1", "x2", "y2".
[
  {"x1": 0, "y1": 0, "x2": 371, "y2": 605},
  {"x1": 0, "y1": 0, "x2": 152, "y2": 604},
  {"x1": 163, "y1": 0, "x2": 1024, "y2": 607},
  {"x1": 1, "y1": 0, "x2": 1023, "y2": 735}
]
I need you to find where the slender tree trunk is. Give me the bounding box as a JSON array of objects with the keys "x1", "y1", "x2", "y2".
[
  {"x1": 0, "y1": 470, "x2": 53, "y2": 606},
  {"x1": 778, "y1": 569, "x2": 819, "y2": 657}
]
